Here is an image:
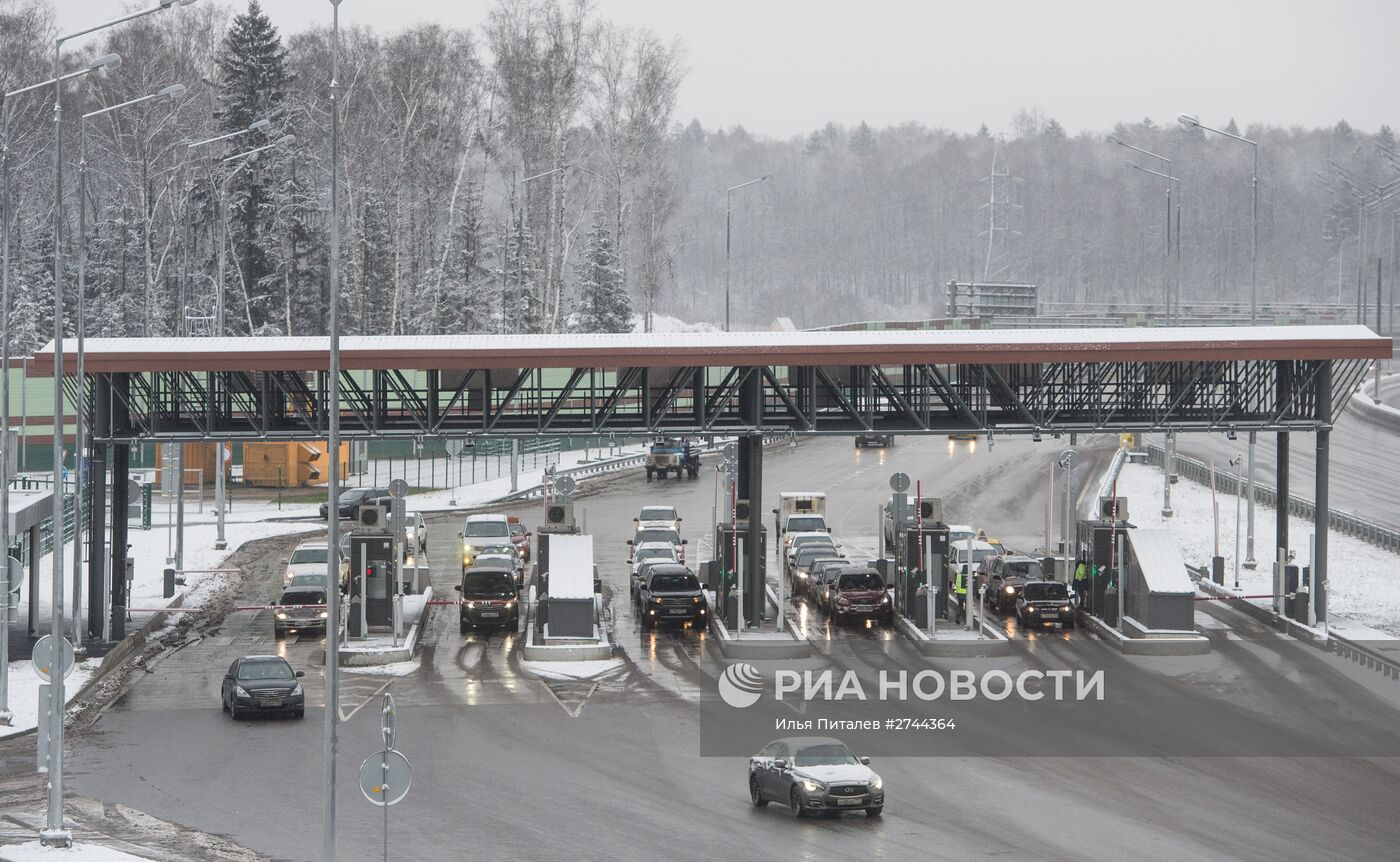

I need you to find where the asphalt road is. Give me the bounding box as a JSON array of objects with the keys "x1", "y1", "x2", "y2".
[
  {"x1": 3, "y1": 435, "x2": 1397, "y2": 862},
  {"x1": 1170, "y1": 393, "x2": 1400, "y2": 532}
]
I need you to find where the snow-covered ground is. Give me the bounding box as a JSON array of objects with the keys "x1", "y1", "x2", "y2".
[
  {"x1": 0, "y1": 841, "x2": 154, "y2": 861},
  {"x1": 0, "y1": 659, "x2": 99, "y2": 740},
  {"x1": 1115, "y1": 460, "x2": 1400, "y2": 636}
]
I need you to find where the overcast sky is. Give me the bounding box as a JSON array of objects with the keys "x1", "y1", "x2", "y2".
[{"x1": 55, "y1": 0, "x2": 1400, "y2": 139}]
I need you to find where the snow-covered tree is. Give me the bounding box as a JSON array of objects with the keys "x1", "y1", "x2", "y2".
[
  {"x1": 498, "y1": 211, "x2": 542, "y2": 334},
  {"x1": 570, "y1": 214, "x2": 630, "y2": 332}
]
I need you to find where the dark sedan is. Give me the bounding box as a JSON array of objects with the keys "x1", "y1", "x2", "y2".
[
  {"x1": 749, "y1": 736, "x2": 884, "y2": 817},
  {"x1": 221, "y1": 655, "x2": 306, "y2": 720},
  {"x1": 1016, "y1": 580, "x2": 1075, "y2": 629}
]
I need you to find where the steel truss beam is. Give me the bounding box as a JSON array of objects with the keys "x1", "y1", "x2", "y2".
[{"x1": 87, "y1": 358, "x2": 1366, "y2": 442}]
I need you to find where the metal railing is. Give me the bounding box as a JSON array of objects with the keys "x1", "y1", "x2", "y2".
[{"x1": 1149, "y1": 445, "x2": 1400, "y2": 554}]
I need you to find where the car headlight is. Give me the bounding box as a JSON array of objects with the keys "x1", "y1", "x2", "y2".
[
  {"x1": 291, "y1": 683, "x2": 304, "y2": 696},
  {"x1": 692, "y1": 595, "x2": 702, "y2": 604},
  {"x1": 320, "y1": 611, "x2": 329, "y2": 619},
  {"x1": 796, "y1": 572, "x2": 808, "y2": 579},
  {"x1": 801, "y1": 779, "x2": 826, "y2": 794},
  {"x1": 505, "y1": 598, "x2": 516, "y2": 606},
  {"x1": 869, "y1": 774, "x2": 882, "y2": 790},
  {"x1": 880, "y1": 594, "x2": 891, "y2": 604},
  {"x1": 276, "y1": 612, "x2": 288, "y2": 620},
  {"x1": 650, "y1": 596, "x2": 664, "y2": 604},
  {"x1": 1005, "y1": 586, "x2": 1014, "y2": 594},
  {"x1": 1061, "y1": 605, "x2": 1072, "y2": 612},
  {"x1": 234, "y1": 686, "x2": 250, "y2": 698},
  {"x1": 466, "y1": 601, "x2": 476, "y2": 609}
]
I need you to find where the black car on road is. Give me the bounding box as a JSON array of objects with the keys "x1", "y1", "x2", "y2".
[
  {"x1": 636, "y1": 564, "x2": 706, "y2": 628},
  {"x1": 320, "y1": 487, "x2": 391, "y2": 520},
  {"x1": 456, "y1": 563, "x2": 520, "y2": 633},
  {"x1": 749, "y1": 736, "x2": 884, "y2": 817},
  {"x1": 1016, "y1": 580, "x2": 1075, "y2": 629},
  {"x1": 221, "y1": 655, "x2": 306, "y2": 720},
  {"x1": 854, "y1": 434, "x2": 893, "y2": 448}
]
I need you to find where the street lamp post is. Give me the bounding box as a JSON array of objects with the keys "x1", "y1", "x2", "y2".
[
  {"x1": 725, "y1": 175, "x2": 770, "y2": 332},
  {"x1": 75, "y1": 83, "x2": 186, "y2": 640},
  {"x1": 45, "y1": 0, "x2": 200, "y2": 845},
  {"x1": 1180, "y1": 113, "x2": 1260, "y2": 568},
  {"x1": 0, "y1": 51, "x2": 121, "y2": 727},
  {"x1": 325, "y1": 6, "x2": 345, "y2": 862},
  {"x1": 185, "y1": 119, "x2": 270, "y2": 552},
  {"x1": 1108, "y1": 135, "x2": 1177, "y2": 322}
]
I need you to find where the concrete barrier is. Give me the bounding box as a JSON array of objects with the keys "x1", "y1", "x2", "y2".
[{"x1": 894, "y1": 612, "x2": 1012, "y2": 657}]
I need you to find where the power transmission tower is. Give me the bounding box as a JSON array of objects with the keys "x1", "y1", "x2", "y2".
[{"x1": 980, "y1": 134, "x2": 1022, "y2": 282}]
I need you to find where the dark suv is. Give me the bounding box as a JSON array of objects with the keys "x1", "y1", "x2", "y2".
[
  {"x1": 636, "y1": 564, "x2": 706, "y2": 628},
  {"x1": 455, "y1": 563, "x2": 519, "y2": 633},
  {"x1": 273, "y1": 587, "x2": 328, "y2": 639},
  {"x1": 320, "y1": 487, "x2": 391, "y2": 520}
]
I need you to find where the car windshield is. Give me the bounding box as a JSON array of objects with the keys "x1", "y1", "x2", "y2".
[
  {"x1": 786, "y1": 516, "x2": 826, "y2": 532},
  {"x1": 478, "y1": 544, "x2": 514, "y2": 556},
  {"x1": 636, "y1": 529, "x2": 679, "y2": 545},
  {"x1": 289, "y1": 547, "x2": 327, "y2": 565},
  {"x1": 837, "y1": 572, "x2": 884, "y2": 591},
  {"x1": 465, "y1": 521, "x2": 510, "y2": 538},
  {"x1": 636, "y1": 547, "x2": 673, "y2": 562},
  {"x1": 464, "y1": 573, "x2": 515, "y2": 595},
  {"x1": 792, "y1": 744, "x2": 858, "y2": 766},
  {"x1": 238, "y1": 660, "x2": 294, "y2": 681},
  {"x1": 287, "y1": 574, "x2": 328, "y2": 589},
  {"x1": 279, "y1": 591, "x2": 325, "y2": 606},
  {"x1": 650, "y1": 573, "x2": 700, "y2": 592},
  {"x1": 1005, "y1": 561, "x2": 1044, "y2": 579},
  {"x1": 640, "y1": 507, "x2": 677, "y2": 521},
  {"x1": 793, "y1": 536, "x2": 834, "y2": 549},
  {"x1": 337, "y1": 489, "x2": 369, "y2": 503},
  {"x1": 961, "y1": 548, "x2": 994, "y2": 565},
  {"x1": 1023, "y1": 582, "x2": 1069, "y2": 601},
  {"x1": 796, "y1": 549, "x2": 832, "y2": 565}
]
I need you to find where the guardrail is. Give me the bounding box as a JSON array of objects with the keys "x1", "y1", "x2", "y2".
[
  {"x1": 1147, "y1": 444, "x2": 1400, "y2": 554},
  {"x1": 1332, "y1": 636, "x2": 1400, "y2": 680},
  {"x1": 496, "y1": 432, "x2": 795, "y2": 504}
]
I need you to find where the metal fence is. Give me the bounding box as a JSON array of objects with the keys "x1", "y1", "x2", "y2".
[{"x1": 1147, "y1": 445, "x2": 1400, "y2": 554}]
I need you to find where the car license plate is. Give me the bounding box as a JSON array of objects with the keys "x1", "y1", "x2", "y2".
[
  {"x1": 259, "y1": 698, "x2": 282, "y2": 707},
  {"x1": 480, "y1": 611, "x2": 499, "y2": 618},
  {"x1": 669, "y1": 608, "x2": 688, "y2": 615},
  {"x1": 837, "y1": 797, "x2": 863, "y2": 806}
]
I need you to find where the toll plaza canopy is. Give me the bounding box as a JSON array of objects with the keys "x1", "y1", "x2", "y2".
[{"x1": 31, "y1": 325, "x2": 1391, "y2": 441}]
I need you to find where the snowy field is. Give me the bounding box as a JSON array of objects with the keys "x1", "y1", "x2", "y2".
[
  {"x1": 1115, "y1": 460, "x2": 1400, "y2": 636},
  {"x1": 0, "y1": 659, "x2": 99, "y2": 741}
]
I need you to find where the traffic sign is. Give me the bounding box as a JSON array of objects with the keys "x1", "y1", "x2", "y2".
[
  {"x1": 553, "y1": 475, "x2": 576, "y2": 497},
  {"x1": 31, "y1": 635, "x2": 75, "y2": 682},
  {"x1": 388, "y1": 479, "x2": 409, "y2": 499},
  {"x1": 445, "y1": 438, "x2": 465, "y2": 457},
  {"x1": 889, "y1": 472, "x2": 911, "y2": 493},
  {"x1": 359, "y1": 749, "x2": 411, "y2": 807},
  {"x1": 381, "y1": 692, "x2": 396, "y2": 751}
]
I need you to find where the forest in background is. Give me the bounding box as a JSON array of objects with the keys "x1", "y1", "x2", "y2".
[{"x1": 0, "y1": 0, "x2": 1394, "y2": 351}]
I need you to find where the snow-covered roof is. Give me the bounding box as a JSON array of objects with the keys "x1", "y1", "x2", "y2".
[
  {"x1": 1126, "y1": 528, "x2": 1195, "y2": 595},
  {"x1": 547, "y1": 533, "x2": 594, "y2": 600},
  {"x1": 30, "y1": 325, "x2": 1390, "y2": 374}
]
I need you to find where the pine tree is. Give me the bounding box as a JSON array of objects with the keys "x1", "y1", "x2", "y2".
[
  {"x1": 262, "y1": 156, "x2": 326, "y2": 336},
  {"x1": 11, "y1": 225, "x2": 52, "y2": 352},
  {"x1": 1224, "y1": 118, "x2": 1240, "y2": 136},
  {"x1": 570, "y1": 215, "x2": 631, "y2": 333},
  {"x1": 216, "y1": 0, "x2": 291, "y2": 335},
  {"x1": 1379, "y1": 125, "x2": 1396, "y2": 152},
  {"x1": 498, "y1": 211, "x2": 542, "y2": 334}
]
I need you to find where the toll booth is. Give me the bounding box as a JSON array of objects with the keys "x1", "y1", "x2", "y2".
[
  {"x1": 349, "y1": 534, "x2": 394, "y2": 626},
  {"x1": 1120, "y1": 528, "x2": 1195, "y2": 631},
  {"x1": 715, "y1": 523, "x2": 766, "y2": 626},
  {"x1": 536, "y1": 523, "x2": 581, "y2": 591},
  {"x1": 542, "y1": 533, "x2": 595, "y2": 638},
  {"x1": 1075, "y1": 518, "x2": 1133, "y2": 617},
  {"x1": 893, "y1": 523, "x2": 950, "y2": 622}
]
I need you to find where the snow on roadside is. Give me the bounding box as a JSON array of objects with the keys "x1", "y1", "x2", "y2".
[
  {"x1": 0, "y1": 840, "x2": 155, "y2": 861},
  {"x1": 0, "y1": 659, "x2": 98, "y2": 740},
  {"x1": 1115, "y1": 460, "x2": 1400, "y2": 637},
  {"x1": 522, "y1": 658, "x2": 624, "y2": 680},
  {"x1": 342, "y1": 660, "x2": 420, "y2": 677}
]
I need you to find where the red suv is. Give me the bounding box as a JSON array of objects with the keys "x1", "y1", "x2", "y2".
[
  {"x1": 508, "y1": 517, "x2": 530, "y2": 562},
  {"x1": 825, "y1": 567, "x2": 893, "y2": 626}
]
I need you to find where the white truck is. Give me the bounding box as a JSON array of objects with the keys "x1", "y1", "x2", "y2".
[{"x1": 777, "y1": 492, "x2": 829, "y2": 546}]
